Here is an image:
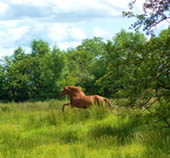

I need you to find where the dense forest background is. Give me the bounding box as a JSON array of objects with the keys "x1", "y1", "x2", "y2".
[{"x1": 0, "y1": 27, "x2": 169, "y2": 102}]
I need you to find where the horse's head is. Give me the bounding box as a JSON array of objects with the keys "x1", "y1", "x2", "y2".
[
  {"x1": 60, "y1": 86, "x2": 85, "y2": 97},
  {"x1": 60, "y1": 86, "x2": 70, "y2": 96}
]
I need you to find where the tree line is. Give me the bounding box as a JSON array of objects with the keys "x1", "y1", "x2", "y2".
[{"x1": 0, "y1": 27, "x2": 169, "y2": 101}]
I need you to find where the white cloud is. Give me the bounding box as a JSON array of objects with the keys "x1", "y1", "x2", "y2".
[
  {"x1": 93, "y1": 27, "x2": 107, "y2": 37},
  {"x1": 0, "y1": 0, "x2": 122, "y2": 21},
  {"x1": 0, "y1": 20, "x2": 19, "y2": 28},
  {"x1": 69, "y1": 27, "x2": 86, "y2": 40},
  {"x1": 0, "y1": 2, "x2": 8, "y2": 14},
  {"x1": 51, "y1": 0, "x2": 119, "y2": 15},
  {"x1": 48, "y1": 24, "x2": 68, "y2": 42},
  {"x1": 106, "y1": 0, "x2": 144, "y2": 14},
  {"x1": 8, "y1": 26, "x2": 29, "y2": 40},
  {"x1": 9, "y1": 0, "x2": 24, "y2": 5},
  {"x1": 0, "y1": 46, "x2": 14, "y2": 58},
  {"x1": 156, "y1": 20, "x2": 170, "y2": 34},
  {"x1": 132, "y1": 0, "x2": 145, "y2": 13},
  {"x1": 93, "y1": 27, "x2": 114, "y2": 40},
  {"x1": 106, "y1": 0, "x2": 130, "y2": 9},
  {"x1": 0, "y1": 26, "x2": 29, "y2": 46},
  {"x1": 58, "y1": 41, "x2": 80, "y2": 50},
  {"x1": 47, "y1": 25, "x2": 86, "y2": 49},
  {"x1": 9, "y1": 0, "x2": 48, "y2": 6},
  {"x1": 51, "y1": 0, "x2": 78, "y2": 12}
]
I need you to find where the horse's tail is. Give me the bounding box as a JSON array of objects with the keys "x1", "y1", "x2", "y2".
[{"x1": 104, "y1": 98, "x2": 113, "y2": 110}]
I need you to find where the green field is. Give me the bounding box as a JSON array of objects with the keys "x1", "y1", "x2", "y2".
[{"x1": 0, "y1": 100, "x2": 169, "y2": 158}]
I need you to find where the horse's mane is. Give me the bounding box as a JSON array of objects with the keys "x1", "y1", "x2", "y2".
[{"x1": 68, "y1": 86, "x2": 85, "y2": 96}]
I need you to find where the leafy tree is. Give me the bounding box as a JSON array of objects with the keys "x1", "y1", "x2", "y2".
[
  {"x1": 0, "y1": 62, "x2": 7, "y2": 101},
  {"x1": 28, "y1": 43, "x2": 66, "y2": 100},
  {"x1": 137, "y1": 27, "x2": 170, "y2": 128},
  {"x1": 65, "y1": 37, "x2": 107, "y2": 94},
  {"x1": 31, "y1": 40, "x2": 50, "y2": 56},
  {"x1": 0, "y1": 42, "x2": 66, "y2": 102},
  {"x1": 123, "y1": 0, "x2": 170, "y2": 127},
  {"x1": 34, "y1": 47, "x2": 65, "y2": 99},
  {"x1": 102, "y1": 28, "x2": 170, "y2": 128},
  {"x1": 123, "y1": 0, "x2": 170, "y2": 34},
  {"x1": 98, "y1": 30, "x2": 147, "y2": 97},
  {"x1": 2, "y1": 48, "x2": 33, "y2": 101}
]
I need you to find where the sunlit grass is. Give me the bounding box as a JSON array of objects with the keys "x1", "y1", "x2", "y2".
[{"x1": 0, "y1": 100, "x2": 169, "y2": 158}]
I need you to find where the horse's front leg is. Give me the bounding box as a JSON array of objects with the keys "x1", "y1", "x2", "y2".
[{"x1": 62, "y1": 103, "x2": 70, "y2": 112}]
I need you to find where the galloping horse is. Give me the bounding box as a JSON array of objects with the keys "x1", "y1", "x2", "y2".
[{"x1": 60, "y1": 86, "x2": 113, "y2": 112}]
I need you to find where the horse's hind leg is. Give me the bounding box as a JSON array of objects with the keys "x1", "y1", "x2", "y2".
[{"x1": 62, "y1": 103, "x2": 70, "y2": 112}]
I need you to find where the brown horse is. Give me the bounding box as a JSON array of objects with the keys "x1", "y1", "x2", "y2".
[{"x1": 60, "y1": 86, "x2": 113, "y2": 112}]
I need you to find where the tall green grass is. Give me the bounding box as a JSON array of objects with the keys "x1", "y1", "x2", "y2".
[{"x1": 0, "y1": 100, "x2": 169, "y2": 158}]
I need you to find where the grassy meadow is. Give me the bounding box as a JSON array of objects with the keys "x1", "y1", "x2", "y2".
[{"x1": 0, "y1": 100, "x2": 169, "y2": 158}]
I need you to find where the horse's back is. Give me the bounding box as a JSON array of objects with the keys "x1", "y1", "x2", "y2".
[{"x1": 91, "y1": 95, "x2": 106, "y2": 104}]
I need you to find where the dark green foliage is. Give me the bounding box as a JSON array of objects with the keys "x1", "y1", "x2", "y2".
[
  {"x1": 31, "y1": 40, "x2": 50, "y2": 56},
  {"x1": 97, "y1": 30, "x2": 147, "y2": 97},
  {"x1": 0, "y1": 41, "x2": 66, "y2": 101}
]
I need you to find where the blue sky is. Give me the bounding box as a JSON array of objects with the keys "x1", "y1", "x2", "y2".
[{"x1": 0, "y1": 0, "x2": 169, "y2": 58}]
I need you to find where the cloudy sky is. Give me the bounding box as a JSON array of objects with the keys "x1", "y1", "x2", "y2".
[{"x1": 0, "y1": 0, "x2": 169, "y2": 58}]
